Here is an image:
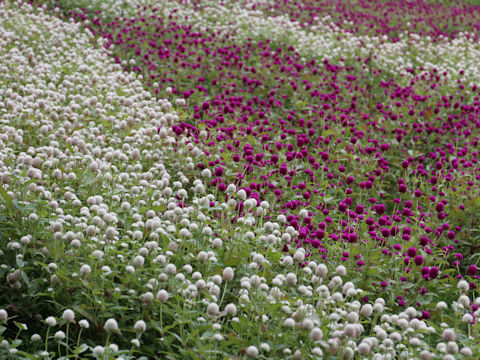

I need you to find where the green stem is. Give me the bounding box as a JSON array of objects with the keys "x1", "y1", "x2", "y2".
[
  {"x1": 66, "y1": 323, "x2": 69, "y2": 356},
  {"x1": 45, "y1": 327, "x2": 50, "y2": 352},
  {"x1": 219, "y1": 281, "x2": 229, "y2": 307},
  {"x1": 75, "y1": 328, "x2": 83, "y2": 359}
]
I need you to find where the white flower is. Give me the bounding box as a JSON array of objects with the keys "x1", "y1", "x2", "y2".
[
  {"x1": 335, "y1": 265, "x2": 347, "y2": 276},
  {"x1": 206, "y1": 303, "x2": 219, "y2": 316},
  {"x1": 436, "y1": 301, "x2": 448, "y2": 310},
  {"x1": 62, "y1": 309, "x2": 75, "y2": 323},
  {"x1": 237, "y1": 189, "x2": 247, "y2": 200},
  {"x1": 131, "y1": 339, "x2": 140, "y2": 347},
  {"x1": 133, "y1": 255, "x2": 145, "y2": 268},
  {"x1": 460, "y1": 347, "x2": 473, "y2": 356},
  {"x1": 246, "y1": 345, "x2": 259, "y2": 358},
  {"x1": 419, "y1": 350, "x2": 433, "y2": 360},
  {"x1": 213, "y1": 333, "x2": 223, "y2": 341},
  {"x1": 442, "y1": 329, "x2": 456, "y2": 342},
  {"x1": 360, "y1": 304, "x2": 373, "y2": 317},
  {"x1": 93, "y1": 346, "x2": 105, "y2": 356},
  {"x1": 79, "y1": 264, "x2": 91, "y2": 276},
  {"x1": 222, "y1": 267, "x2": 234, "y2": 281},
  {"x1": 45, "y1": 316, "x2": 57, "y2": 327},
  {"x1": 0, "y1": 310, "x2": 7, "y2": 321},
  {"x1": 54, "y1": 331, "x2": 66, "y2": 340},
  {"x1": 156, "y1": 290, "x2": 169, "y2": 303},
  {"x1": 225, "y1": 303, "x2": 237, "y2": 316},
  {"x1": 134, "y1": 320, "x2": 146, "y2": 332},
  {"x1": 285, "y1": 273, "x2": 297, "y2": 286},
  {"x1": 357, "y1": 342, "x2": 371, "y2": 355},
  {"x1": 104, "y1": 318, "x2": 119, "y2": 333},
  {"x1": 197, "y1": 251, "x2": 208, "y2": 263},
  {"x1": 165, "y1": 264, "x2": 177, "y2": 275},
  {"x1": 212, "y1": 238, "x2": 223, "y2": 248},
  {"x1": 31, "y1": 334, "x2": 41, "y2": 342},
  {"x1": 142, "y1": 292, "x2": 154, "y2": 304},
  {"x1": 79, "y1": 319, "x2": 89, "y2": 329},
  {"x1": 457, "y1": 280, "x2": 469, "y2": 291},
  {"x1": 310, "y1": 327, "x2": 323, "y2": 341}
]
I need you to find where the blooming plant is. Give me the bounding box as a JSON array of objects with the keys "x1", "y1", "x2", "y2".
[{"x1": 0, "y1": 0, "x2": 480, "y2": 358}]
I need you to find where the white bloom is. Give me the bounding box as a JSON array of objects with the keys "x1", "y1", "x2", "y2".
[
  {"x1": 246, "y1": 345, "x2": 259, "y2": 358},
  {"x1": 222, "y1": 267, "x2": 234, "y2": 281},
  {"x1": 335, "y1": 265, "x2": 347, "y2": 276},
  {"x1": 436, "y1": 301, "x2": 448, "y2": 310},
  {"x1": 134, "y1": 320, "x2": 146, "y2": 332},
  {"x1": 104, "y1": 318, "x2": 119, "y2": 333},
  {"x1": 62, "y1": 309, "x2": 75, "y2": 323},
  {"x1": 442, "y1": 329, "x2": 456, "y2": 342},
  {"x1": 93, "y1": 346, "x2": 105, "y2": 356},
  {"x1": 133, "y1": 255, "x2": 145, "y2": 268},
  {"x1": 457, "y1": 280, "x2": 469, "y2": 291},
  {"x1": 142, "y1": 292, "x2": 154, "y2": 304},
  {"x1": 131, "y1": 339, "x2": 140, "y2": 347},
  {"x1": 79, "y1": 264, "x2": 91, "y2": 276},
  {"x1": 54, "y1": 331, "x2": 65, "y2": 340},
  {"x1": 156, "y1": 290, "x2": 169, "y2": 303},
  {"x1": 0, "y1": 310, "x2": 7, "y2": 321},
  {"x1": 225, "y1": 303, "x2": 237, "y2": 316},
  {"x1": 197, "y1": 251, "x2": 208, "y2": 263},
  {"x1": 79, "y1": 319, "x2": 89, "y2": 329},
  {"x1": 360, "y1": 304, "x2": 373, "y2": 317},
  {"x1": 206, "y1": 303, "x2": 219, "y2": 316},
  {"x1": 310, "y1": 327, "x2": 323, "y2": 341},
  {"x1": 45, "y1": 316, "x2": 57, "y2": 327}
]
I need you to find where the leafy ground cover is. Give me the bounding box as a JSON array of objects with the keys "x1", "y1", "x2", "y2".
[{"x1": 1, "y1": 0, "x2": 480, "y2": 358}]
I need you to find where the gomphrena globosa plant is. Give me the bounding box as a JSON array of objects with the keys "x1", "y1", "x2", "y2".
[{"x1": 1, "y1": 0, "x2": 480, "y2": 358}]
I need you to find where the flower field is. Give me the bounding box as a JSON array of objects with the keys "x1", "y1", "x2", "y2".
[{"x1": 1, "y1": 0, "x2": 480, "y2": 358}]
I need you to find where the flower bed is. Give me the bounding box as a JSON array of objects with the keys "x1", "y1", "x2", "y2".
[{"x1": 0, "y1": 0, "x2": 479, "y2": 358}]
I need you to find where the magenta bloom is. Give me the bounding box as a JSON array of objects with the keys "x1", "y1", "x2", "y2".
[{"x1": 467, "y1": 265, "x2": 478, "y2": 276}]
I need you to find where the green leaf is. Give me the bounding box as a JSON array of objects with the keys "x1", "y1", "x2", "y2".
[
  {"x1": 0, "y1": 184, "x2": 13, "y2": 211},
  {"x1": 76, "y1": 343, "x2": 89, "y2": 354}
]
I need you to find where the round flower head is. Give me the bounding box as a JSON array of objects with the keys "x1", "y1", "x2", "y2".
[
  {"x1": 134, "y1": 320, "x2": 146, "y2": 332},
  {"x1": 79, "y1": 264, "x2": 91, "y2": 276},
  {"x1": 45, "y1": 316, "x2": 57, "y2": 327},
  {"x1": 133, "y1": 255, "x2": 145, "y2": 268},
  {"x1": 335, "y1": 265, "x2": 347, "y2": 276},
  {"x1": 207, "y1": 302, "x2": 219, "y2": 316},
  {"x1": 222, "y1": 267, "x2": 234, "y2": 281},
  {"x1": 104, "y1": 318, "x2": 119, "y2": 333},
  {"x1": 442, "y1": 329, "x2": 456, "y2": 342},
  {"x1": 93, "y1": 346, "x2": 104, "y2": 356},
  {"x1": 246, "y1": 345, "x2": 259, "y2": 358},
  {"x1": 62, "y1": 309, "x2": 75, "y2": 323},
  {"x1": 225, "y1": 303, "x2": 237, "y2": 316},
  {"x1": 54, "y1": 331, "x2": 65, "y2": 340},
  {"x1": 360, "y1": 304, "x2": 373, "y2": 317},
  {"x1": 0, "y1": 309, "x2": 7, "y2": 321},
  {"x1": 79, "y1": 319, "x2": 89, "y2": 329},
  {"x1": 310, "y1": 327, "x2": 323, "y2": 341},
  {"x1": 156, "y1": 289, "x2": 169, "y2": 303},
  {"x1": 357, "y1": 342, "x2": 371, "y2": 355}
]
